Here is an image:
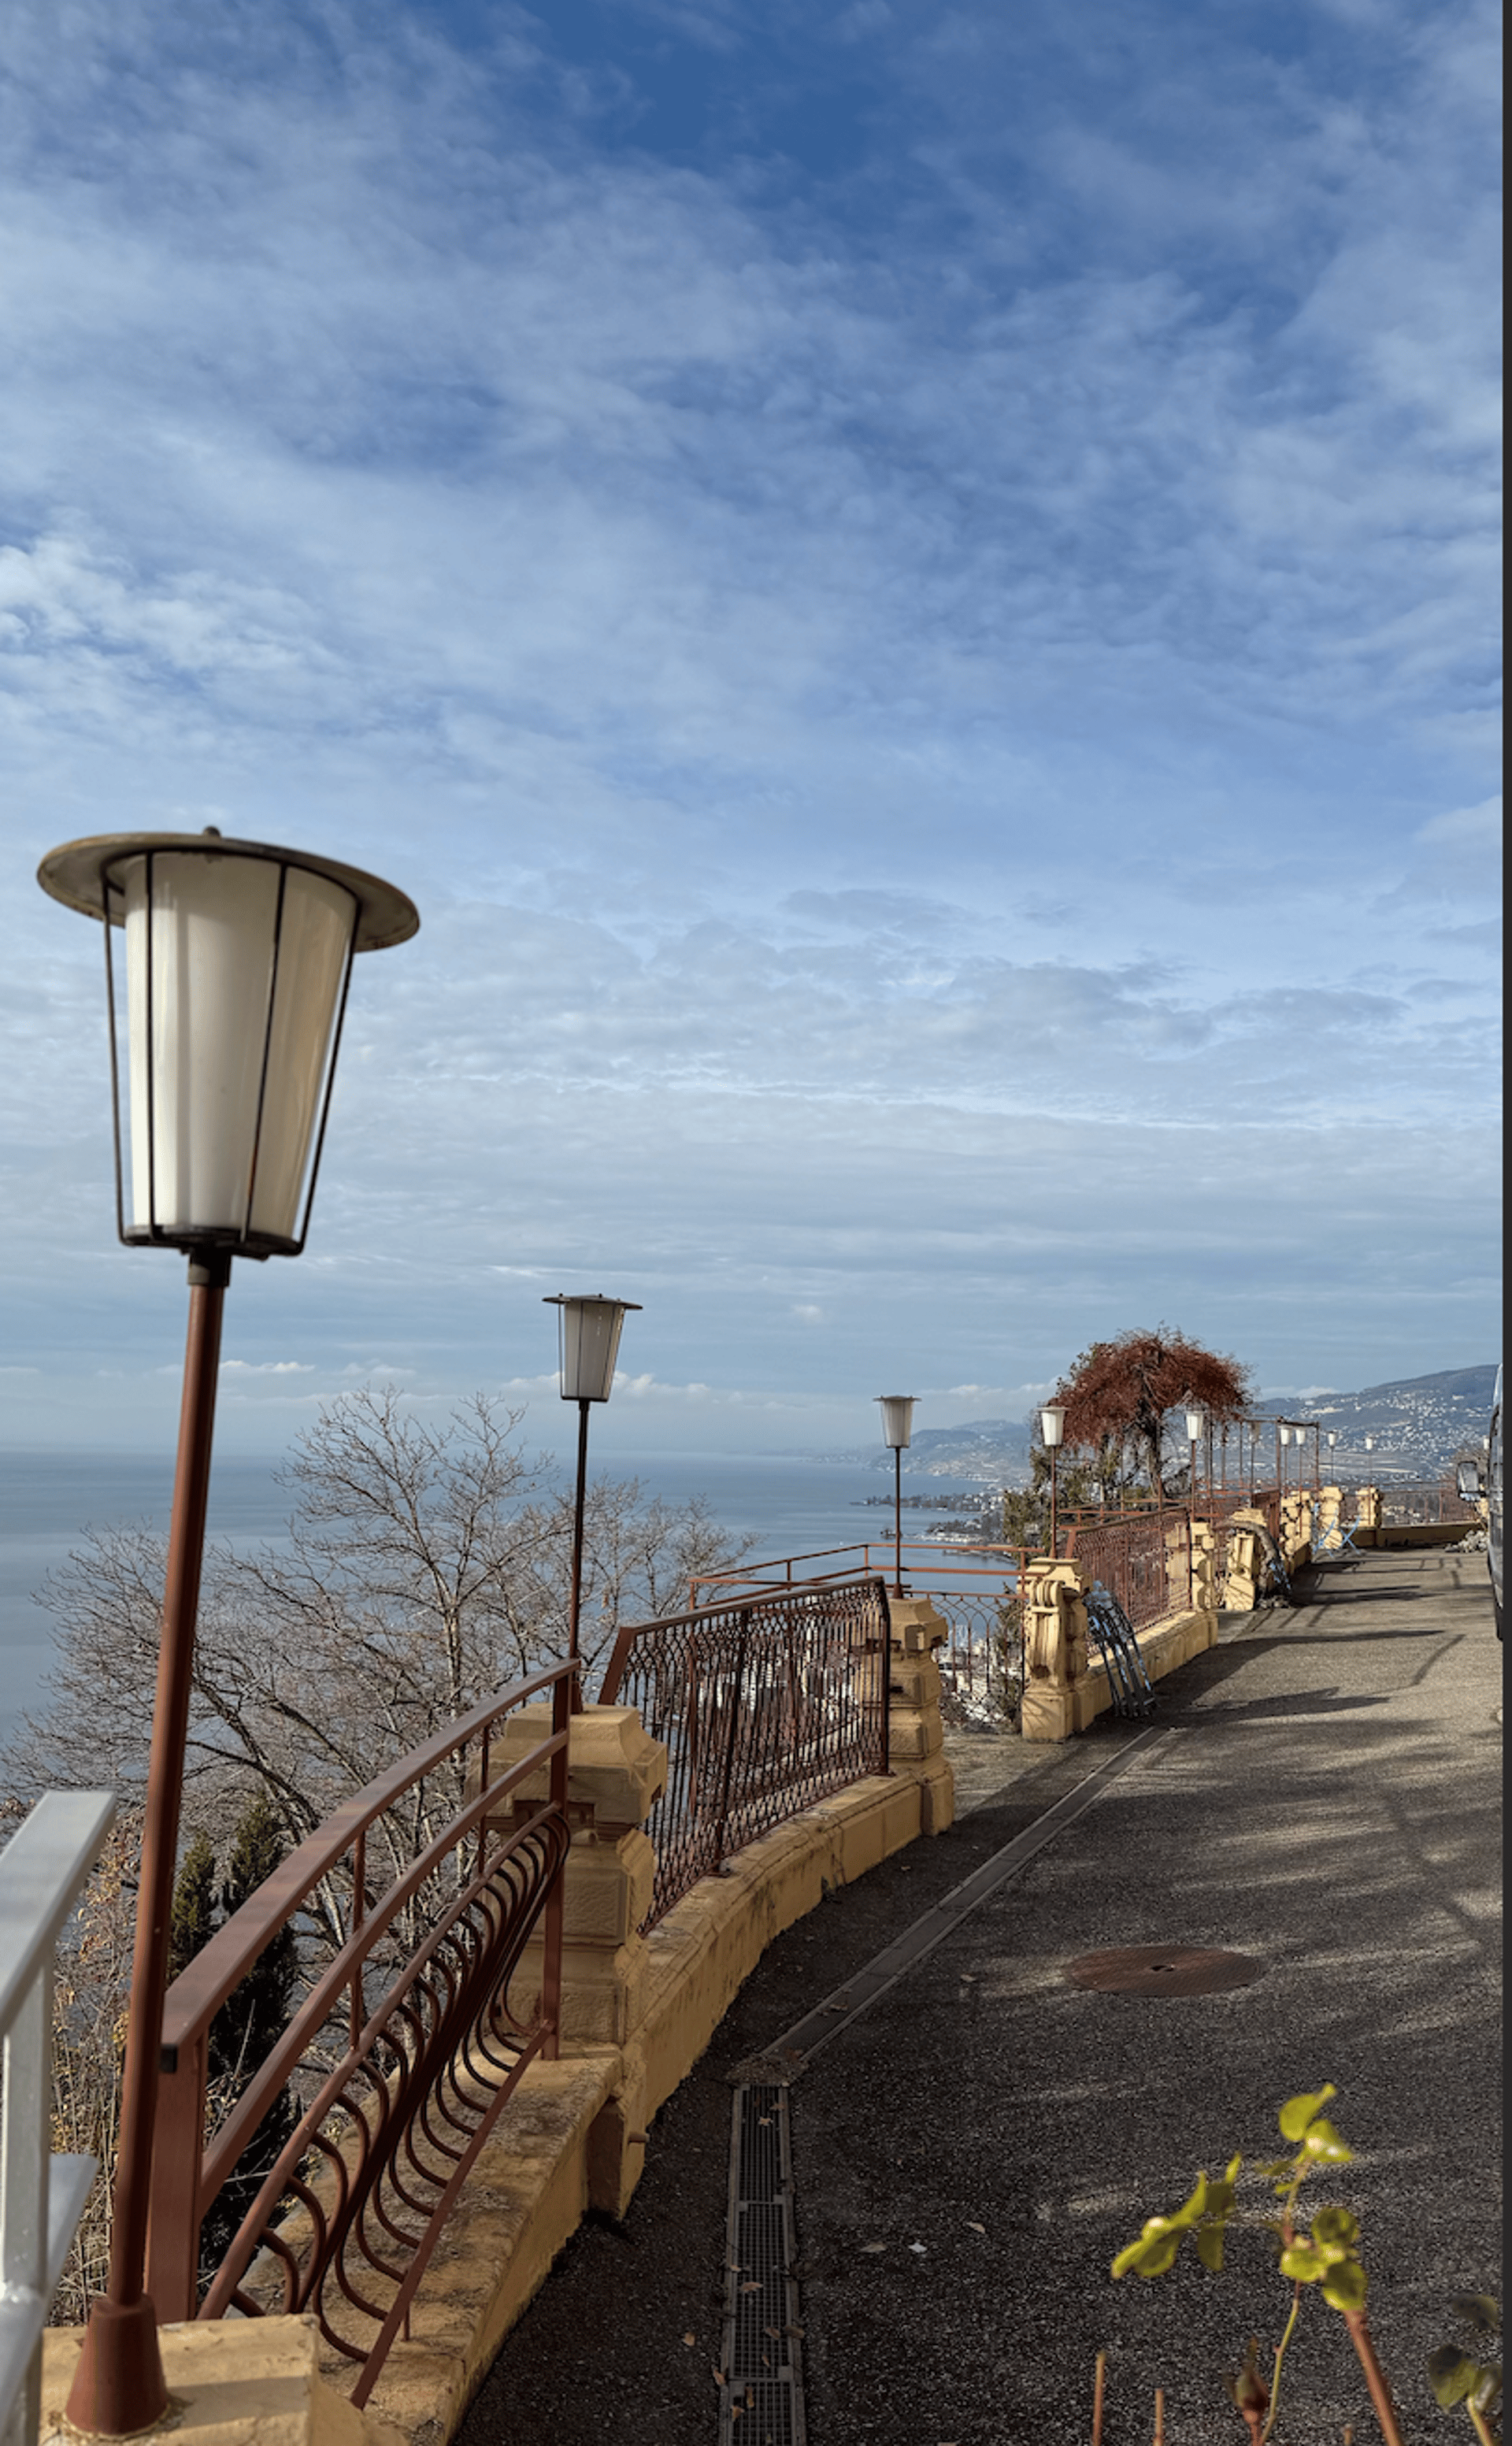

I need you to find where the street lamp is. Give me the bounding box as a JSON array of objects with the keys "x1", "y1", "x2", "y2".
[
  {"x1": 1040, "y1": 1402, "x2": 1066, "y2": 1556},
  {"x1": 876, "y1": 1395, "x2": 917, "y2": 1595},
  {"x1": 37, "y1": 828, "x2": 417, "y2": 2437},
  {"x1": 1184, "y1": 1406, "x2": 1206, "y2": 1505},
  {"x1": 543, "y1": 1295, "x2": 642, "y2": 1673}
]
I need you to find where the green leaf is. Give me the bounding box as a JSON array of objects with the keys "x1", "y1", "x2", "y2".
[
  {"x1": 1168, "y1": 2174, "x2": 1211, "y2": 2229},
  {"x1": 1321, "y1": 2257, "x2": 1369, "y2": 2311},
  {"x1": 1195, "y1": 2224, "x2": 1226, "y2": 2273},
  {"x1": 1311, "y1": 2205, "x2": 1359, "y2": 2250},
  {"x1": 1451, "y1": 2293, "x2": 1502, "y2": 2335},
  {"x1": 1278, "y1": 2085, "x2": 1336, "y2": 2141},
  {"x1": 1280, "y1": 2242, "x2": 1327, "y2": 2282},
  {"x1": 1428, "y1": 2346, "x2": 1480, "y2": 2409},
  {"x1": 1110, "y1": 2218, "x2": 1183, "y2": 2281},
  {"x1": 1300, "y1": 2118, "x2": 1353, "y2": 2164}
]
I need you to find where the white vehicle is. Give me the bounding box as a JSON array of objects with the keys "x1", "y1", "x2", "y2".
[{"x1": 1457, "y1": 1362, "x2": 1503, "y2": 1638}]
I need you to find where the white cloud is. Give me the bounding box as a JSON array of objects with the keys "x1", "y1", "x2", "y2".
[
  {"x1": 220, "y1": 1358, "x2": 315, "y2": 1376},
  {"x1": 1414, "y1": 796, "x2": 1503, "y2": 856},
  {"x1": 0, "y1": 0, "x2": 1499, "y2": 1450}
]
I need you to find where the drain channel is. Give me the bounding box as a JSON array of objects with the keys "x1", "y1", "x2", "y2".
[
  {"x1": 717, "y1": 2084, "x2": 806, "y2": 2446},
  {"x1": 743, "y1": 1719, "x2": 1166, "y2": 2073}
]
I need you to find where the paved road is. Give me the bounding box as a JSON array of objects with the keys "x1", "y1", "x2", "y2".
[{"x1": 460, "y1": 1548, "x2": 1502, "y2": 2446}]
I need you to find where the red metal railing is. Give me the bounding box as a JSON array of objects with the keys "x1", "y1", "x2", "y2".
[
  {"x1": 1379, "y1": 1482, "x2": 1483, "y2": 1526},
  {"x1": 689, "y1": 1541, "x2": 1030, "y2": 1729},
  {"x1": 1059, "y1": 1509, "x2": 1193, "y2": 1631},
  {"x1": 599, "y1": 1578, "x2": 891, "y2": 1928},
  {"x1": 149, "y1": 1661, "x2": 575, "y2": 2403}
]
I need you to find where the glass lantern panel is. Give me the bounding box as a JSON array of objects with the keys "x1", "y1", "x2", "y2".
[
  {"x1": 122, "y1": 852, "x2": 354, "y2": 1243},
  {"x1": 561, "y1": 1301, "x2": 627, "y2": 1403},
  {"x1": 249, "y1": 867, "x2": 357, "y2": 1241}
]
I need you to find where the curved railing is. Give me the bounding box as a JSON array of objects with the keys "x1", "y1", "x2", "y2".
[{"x1": 147, "y1": 1660, "x2": 576, "y2": 2403}]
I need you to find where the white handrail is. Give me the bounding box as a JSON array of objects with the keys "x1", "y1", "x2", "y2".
[{"x1": 1, "y1": 1790, "x2": 116, "y2": 2446}]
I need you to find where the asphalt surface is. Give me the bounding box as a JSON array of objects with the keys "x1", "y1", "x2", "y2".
[{"x1": 458, "y1": 1548, "x2": 1503, "y2": 2446}]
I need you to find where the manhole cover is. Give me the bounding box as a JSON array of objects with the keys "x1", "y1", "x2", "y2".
[{"x1": 1065, "y1": 1944, "x2": 1262, "y2": 1996}]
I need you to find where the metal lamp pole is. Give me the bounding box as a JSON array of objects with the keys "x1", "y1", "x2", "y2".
[
  {"x1": 875, "y1": 1397, "x2": 917, "y2": 1596},
  {"x1": 37, "y1": 828, "x2": 416, "y2": 2437},
  {"x1": 546, "y1": 1295, "x2": 642, "y2": 1675},
  {"x1": 1040, "y1": 1403, "x2": 1066, "y2": 1557}
]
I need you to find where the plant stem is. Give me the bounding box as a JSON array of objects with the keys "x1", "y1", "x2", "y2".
[
  {"x1": 1341, "y1": 2308, "x2": 1406, "y2": 2446},
  {"x1": 1466, "y1": 2406, "x2": 1495, "y2": 2446},
  {"x1": 1259, "y1": 2287, "x2": 1303, "y2": 2444},
  {"x1": 1154, "y1": 2385, "x2": 1166, "y2": 2444},
  {"x1": 1091, "y1": 2348, "x2": 1106, "y2": 2446}
]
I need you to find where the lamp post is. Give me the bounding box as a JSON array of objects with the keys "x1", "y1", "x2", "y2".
[
  {"x1": 1040, "y1": 1402, "x2": 1066, "y2": 1556},
  {"x1": 543, "y1": 1295, "x2": 642, "y2": 1674},
  {"x1": 1184, "y1": 1406, "x2": 1206, "y2": 1507},
  {"x1": 876, "y1": 1396, "x2": 917, "y2": 1595},
  {"x1": 37, "y1": 828, "x2": 417, "y2": 2437}
]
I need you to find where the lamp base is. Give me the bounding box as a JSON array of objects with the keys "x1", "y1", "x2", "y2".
[{"x1": 64, "y1": 2296, "x2": 170, "y2": 2438}]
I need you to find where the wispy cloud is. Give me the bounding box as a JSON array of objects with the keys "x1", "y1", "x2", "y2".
[{"x1": 0, "y1": 0, "x2": 1499, "y2": 1448}]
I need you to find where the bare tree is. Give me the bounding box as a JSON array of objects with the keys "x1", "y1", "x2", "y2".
[{"x1": 2, "y1": 1387, "x2": 756, "y2": 1892}]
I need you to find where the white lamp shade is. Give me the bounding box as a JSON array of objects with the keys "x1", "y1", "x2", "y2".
[
  {"x1": 1184, "y1": 1407, "x2": 1206, "y2": 1440},
  {"x1": 1040, "y1": 1403, "x2": 1066, "y2": 1449},
  {"x1": 124, "y1": 852, "x2": 354, "y2": 1246},
  {"x1": 547, "y1": 1295, "x2": 640, "y2": 1402},
  {"x1": 876, "y1": 1395, "x2": 916, "y2": 1450},
  {"x1": 1364, "y1": 1435, "x2": 1375, "y2": 1450},
  {"x1": 1328, "y1": 1432, "x2": 1338, "y2": 1448},
  {"x1": 37, "y1": 830, "x2": 418, "y2": 1257},
  {"x1": 1278, "y1": 1425, "x2": 1291, "y2": 1446}
]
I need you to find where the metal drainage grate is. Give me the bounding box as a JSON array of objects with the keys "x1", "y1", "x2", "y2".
[
  {"x1": 718, "y1": 2084, "x2": 806, "y2": 2446},
  {"x1": 1065, "y1": 1944, "x2": 1262, "y2": 1996}
]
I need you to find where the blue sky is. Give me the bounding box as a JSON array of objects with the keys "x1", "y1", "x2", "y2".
[{"x1": 1, "y1": 0, "x2": 1501, "y2": 1462}]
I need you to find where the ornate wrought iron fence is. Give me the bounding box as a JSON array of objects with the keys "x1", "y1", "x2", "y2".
[
  {"x1": 148, "y1": 1661, "x2": 575, "y2": 2404},
  {"x1": 1379, "y1": 1482, "x2": 1483, "y2": 1526},
  {"x1": 598, "y1": 1577, "x2": 891, "y2": 1929},
  {"x1": 919, "y1": 1584, "x2": 1025, "y2": 1726},
  {"x1": 1190, "y1": 1488, "x2": 1281, "y2": 1528},
  {"x1": 689, "y1": 1543, "x2": 1028, "y2": 1732},
  {"x1": 1061, "y1": 1510, "x2": 1193, "y2": 1631}
]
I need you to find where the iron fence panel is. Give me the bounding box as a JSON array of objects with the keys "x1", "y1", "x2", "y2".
[
  {"x1": 1379, "y1": 1483, "x2": 1483, "y2": 1526},
  {"x1": 600, "y1": 1577, "x2": 891, "y2": 1929},
  {"x1": 1063, "y1": 1510, "x2": 1192, "y2": 1631}
]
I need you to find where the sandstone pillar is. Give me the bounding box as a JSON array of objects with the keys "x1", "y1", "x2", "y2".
[
  {"x1": 1018, "y1": 1558, "x2": 1091, "y2": 1742},
  {"x1": 884, "y1": 1594, "x2": 955, "y2": 1834}
]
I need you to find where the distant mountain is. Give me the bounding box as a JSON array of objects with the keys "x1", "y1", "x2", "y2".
[
  {"x1": 1251, "y1": 1365, "x2": 1499, "y2": 1479},
  {"x1": 813, "y1": 1364, "x2": 1499, "y2": 1486},
  {"x1": 813, "y1": 1418, "x2": 1033, "y2": 1484}
]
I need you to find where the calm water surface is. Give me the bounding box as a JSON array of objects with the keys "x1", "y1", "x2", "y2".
[{"x1": 0, "y1": 1448, "x2": 991, "y2": 1758}]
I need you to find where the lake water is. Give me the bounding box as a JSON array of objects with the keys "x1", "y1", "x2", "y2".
[{"x1": 0, "y1": 1448, "x2": 994, "y2": 1759}]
